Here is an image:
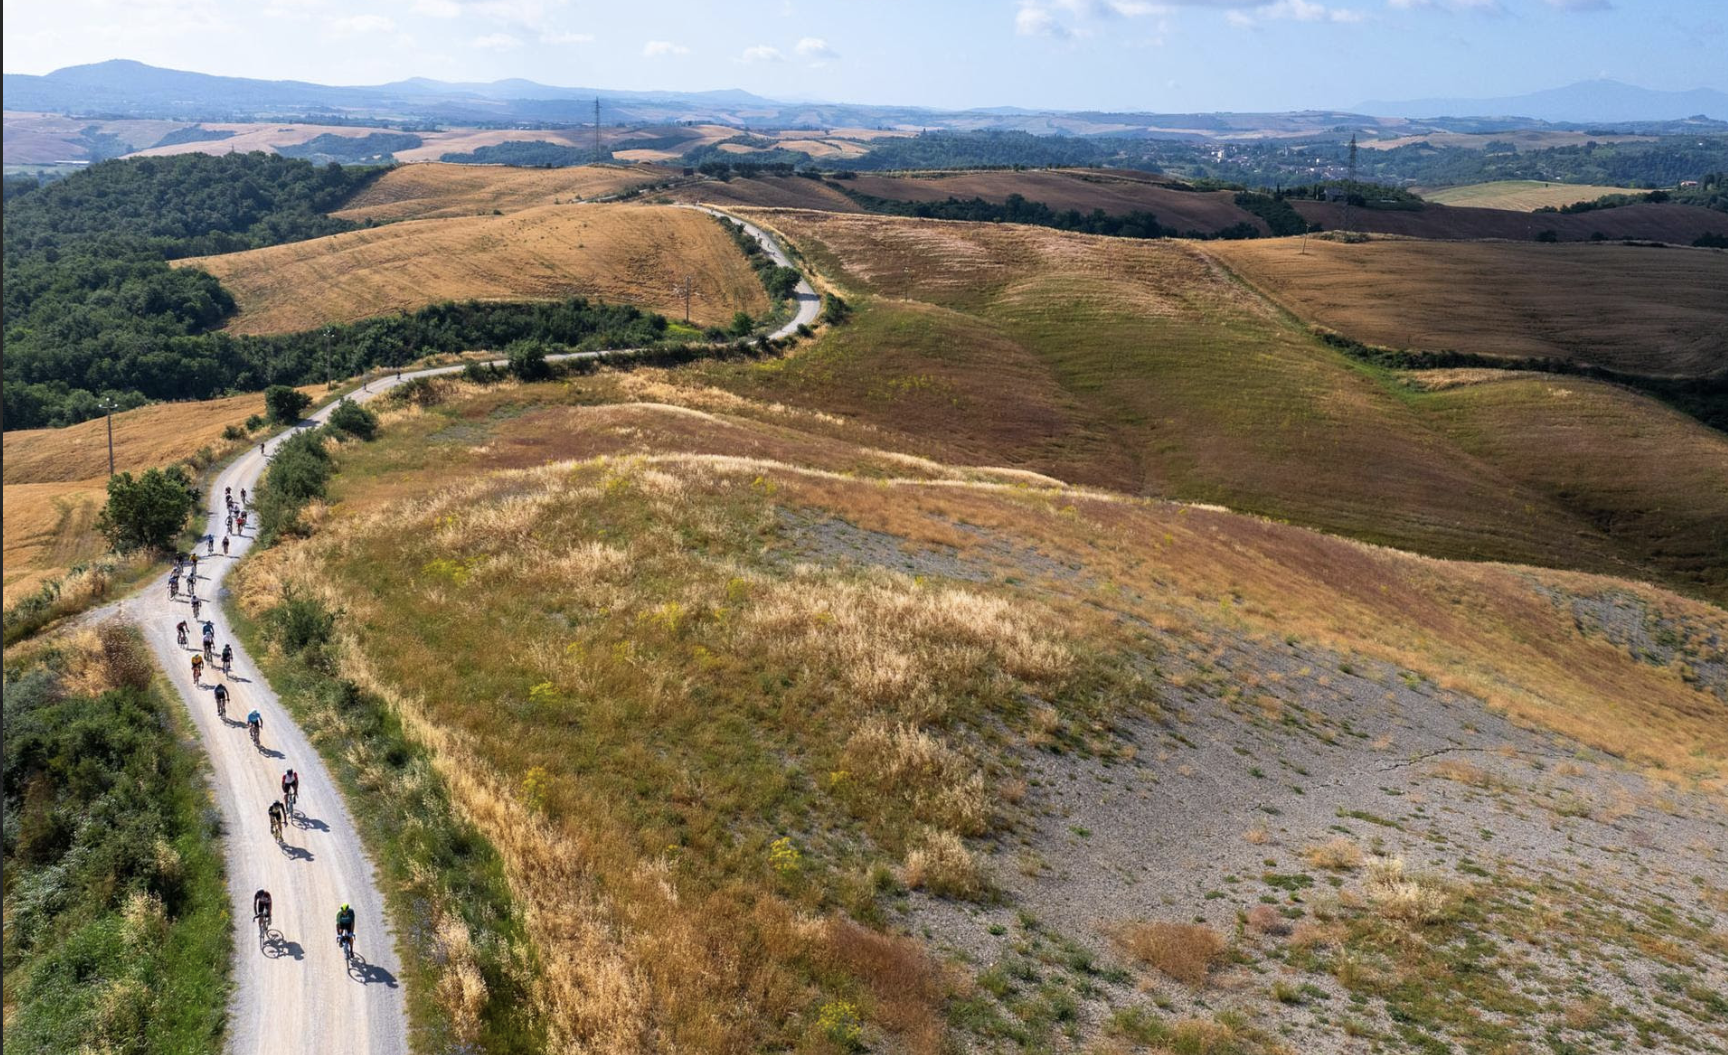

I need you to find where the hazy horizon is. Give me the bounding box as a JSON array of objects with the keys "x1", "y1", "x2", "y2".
[{"x1": 5, "y1": 0, "x2": 1725, "y2": 115}]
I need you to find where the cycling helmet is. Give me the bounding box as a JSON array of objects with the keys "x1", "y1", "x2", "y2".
[{"x1": 341, "y1": 903, "x2": 351, "y2": 913}]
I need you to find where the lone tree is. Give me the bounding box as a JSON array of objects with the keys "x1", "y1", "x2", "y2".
[
  {"x1": 507, "y1": 339, "x2": 554, "y2": 382},
  {"x1": 96, "y1": 466, "x2": 199, "y2": 552},
  {"x1": 265, "y1": 385, "x2": 313, "y2": 425}
]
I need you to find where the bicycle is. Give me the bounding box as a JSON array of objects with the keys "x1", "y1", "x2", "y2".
[
  {"x1": 338, "y1": 929, "x2": 355, "y2": 961},
  {"x1": 256, "y1": 911, "x2": 271, "y2": 942},
  {"x1": 284, "y1": 787, "x2": 298, "y2": 816},
  {"x1": 215, "y1": 687, "x2": 228, "y2": 719},
  {"x1": 270, "y1": 812, "x2": 284, "y2": 842},
  {"x1": 250, "y1": 721, "x2": 262, "y2": 749}
]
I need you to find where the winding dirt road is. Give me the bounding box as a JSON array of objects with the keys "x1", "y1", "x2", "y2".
[{"x1": 100, "y1": 210, "x2": 815, "y2": 1054}]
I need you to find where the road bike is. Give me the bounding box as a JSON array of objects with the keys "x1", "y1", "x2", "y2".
[
  {"x1": 338, "y1": 929, "x2": 355, "y2": 961},
  {"x1": 270, "y1": 812, "x2": 284, "y2": 842}
]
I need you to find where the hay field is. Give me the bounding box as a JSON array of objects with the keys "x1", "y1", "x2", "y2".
[
  {"x1": 2, "y1": 392, "x2": 286, "y2": 603},
  {"x1": 844, "y1": 169, "x2": 1263, "y2": 233},
  {"x1": 670, "y1": 175, "x2": 862, "y2": 212},
  {"x1": 330, "y1": 162, "x2": 669, "y2": 222},
  {"x1": 179, "y1": 204, "x2": 769, "y2": 334},
  {"x1": 1420, "y1": 180, "x2": 1637, "y2": 211},
  {"x1": 1290, "y1": 198, "x2": 1728, "y2": 243},
  {"x1": 1202, "y1": 237, "x2": 1728, "y2": 377}
]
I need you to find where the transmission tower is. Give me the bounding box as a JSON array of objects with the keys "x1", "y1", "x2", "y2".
[
  {"x1": 594, "y1": 97, "x2": 602, "y2": 165},
  {"x1": 1342, "y1": 133, "x2": 1358, "y2": 235}
]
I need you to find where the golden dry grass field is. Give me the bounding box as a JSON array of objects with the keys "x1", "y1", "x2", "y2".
[
  {"x1": 1201, "y1": 237, "x2": 1728, "y2": 377},
  {"x1": 1419, "y1": 180, "x2": 1638, "y2": 211},
  {"x1": 2, "y1": 391, "x2": 293, "y2": 604},
  {"x1": 689, "y1": 209, "x2": 1724, "y2": 600},
  {"x1": 178, "y1": 203, "x2": 769, "y2": 334},
  {"x1": 329, "y1": 162, "x2": 669, "y2": 222},
  {"x1": 235, "y1": 372, "x2": 1728, "y2": 1053}
]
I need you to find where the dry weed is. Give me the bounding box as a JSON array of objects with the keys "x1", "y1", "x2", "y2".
[
  {"x1": 1365, "y1": 857, "x2": 1452, "y2": 925},
  {"x1": 842, "y1": 720, "x2": 988, "y2": 835},
  {"x1": 1112, "y1": 921, "x2": 1227, "y2": 986},
  {"x1": 1302, "y1": 836, "x2": 1364, "y2": 871},
  {"x1": 902, "y1": 828, "x2": 983, "y2": 899}
]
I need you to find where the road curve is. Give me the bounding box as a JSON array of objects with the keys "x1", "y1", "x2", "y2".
[
  {"x1": 682, "y1": 204, "x2": 822, "y2": 339},
  {"x1": 98, "y1": 210, "x2": 813, "y2": 1055}
]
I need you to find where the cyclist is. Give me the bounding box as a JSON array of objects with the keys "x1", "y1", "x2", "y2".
[
  {"x1": 190, "y1": 595, "x2": 203, "y2": 619},
  {"x1": 176, "y1": 620, "x2": 189, "y2": 647},
  {"x1": 202, "y1": 619, "x2": 216, "y2": 644},
  {"x1": 268, "y1": 799, "x2": 287, "y2": 841},
  {"x1": 190, "y1": 653, "x2": 204, "y2": 684},
  {"x1": 207, "y1": 535, "x2": 215, "y2": 555},
  {"x1": 253, "y1": 888, "x2": 273, "y2": 936},
  {"x1": 221, "y1": 643, "x2": 234, "y2": 675},
  {"x1": 213, "y1": 682, "x2": 229, "y2": 718},
  {"x1": 241, "y1": 487, "x2": 248, "y2": 505},
  {"x1": 169, "y1": 575, "x2": 179, "y2": 599},
  {"x1": 282, "y1": 768, "x2": 300, "y2": 813},
  {"x1": 247, "y1": 709, "x2": 263, "y2": 747},
  {"x1": 336, "y1": 903, "x2": 356, "y2": 952},
  {"x1": 222, "y1": 534, "x2": 231, "y2": 556},
  {"x1": 189, "y1": 552, "x2": 198, "y2": 573}
]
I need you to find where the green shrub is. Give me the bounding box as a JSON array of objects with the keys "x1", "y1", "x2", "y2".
[
  {"x1": 327, "y1": 398, "x2": 378, "y2": 440},
  {"x1": 264, "y1": 384, "x2": 313, "y2": 424}
]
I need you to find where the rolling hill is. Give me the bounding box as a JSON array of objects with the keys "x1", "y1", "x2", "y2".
[
  {"x1": 693, "y1": 209, "x2": 1727, "y2": 600},
  {"x1": 177, "y1": 203, "x2": 769, "y2": 334},
  {"x1": 329, "y1": 162, "x2": 673, "y2": 222},
  {"x1": 229, "y1": 367, "x2": 1728, "y2": 1053},
  {"x1": 1419, "y1": 180, "x2": 1640, "y2": 211}
]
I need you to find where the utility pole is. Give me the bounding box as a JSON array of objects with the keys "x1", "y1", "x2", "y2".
[
  {"x1": 323, "y1": 327, "x2": 334, "y2": 387},
  {"x1": 594, "y1": 97, "x2": 602, "y2": 165},
  {"x1": 99, "y1": 397, "x2": 118, "y2": 477},
  {"x1": 675, "y1": 275, "x2": 694, "y2": 322}
]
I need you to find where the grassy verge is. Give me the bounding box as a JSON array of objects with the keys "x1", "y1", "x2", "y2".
[
  {"x1": 2, "y1": 625, "x2": 230, "y2": 1054},
  {"x1": 224, "y1": 417, "x2": 543, "y2": 1053}
]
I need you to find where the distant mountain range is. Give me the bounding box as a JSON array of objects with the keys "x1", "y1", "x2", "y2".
[
  {"x1": 1356, "y1": 79, "x2": 1728, "y2": 123},
  {"x1": 4, "y1": 61, "x2": 1724, "y2": 134}
]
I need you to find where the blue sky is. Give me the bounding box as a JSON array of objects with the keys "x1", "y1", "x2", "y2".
[{"x1": 5, "y1": 0, "x2": 1724, "y2": 112}]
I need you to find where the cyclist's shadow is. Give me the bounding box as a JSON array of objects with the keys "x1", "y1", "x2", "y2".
[
  {"x1": 278, "y1": 841, "x2": 315, "y2": 862},
  {"x1": 293, "y1": 814, "x2": 331, "y2": 833},
  {"x1": 346, "y1": 955, "x2": 399, "y2": 988},
  {"x1": 261, "y1": 931, "x2": 305, "y2": 961},
  {"x1": 257, "y1": 745, "x2": 286, "y2": 760}
]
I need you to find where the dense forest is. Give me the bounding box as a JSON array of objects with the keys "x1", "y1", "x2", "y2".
[{"x1": 3, "y1": 153, "x2": 384, "y2": 429}]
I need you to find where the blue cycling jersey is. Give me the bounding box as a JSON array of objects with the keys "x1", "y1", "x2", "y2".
[{"x1": 247, "y1": 711, "x2": 262, "y2": 724}]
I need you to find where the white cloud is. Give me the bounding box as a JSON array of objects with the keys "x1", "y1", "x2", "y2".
[
  {"x1": 411, "y1": 0, "x2": 461, "y2": 16},
  {"x1": 1016, "y1": 2, "x2": 1071, "y2": 37},
  {"x1": 642, "y1": 39, "x2": 689, "y2": 57},
  {"x1": 539, "y1": 29, "x2": 593, "y2": 44},
  {"x1": 327, "y1": 13, "x2": 396, "y2": 36},
  {"x1": 1390, "y1": 0, "x2": 1506, "y2": 12},
  {"x1": 472, "y1": 31, "x2": 520, "y2": 49},
  {"x1": 1545, "y1": 0, "x2": 1610, "y2": 10},
  {"x1": 740, "y1": 44, "x2": 785, "y2": 62},
  {"x1": 1229, "y1": 0, "x2": 1364, "y2": 25},
  {"x1": 794, "y1": 36, "x2": 838, "y2": 61}
]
